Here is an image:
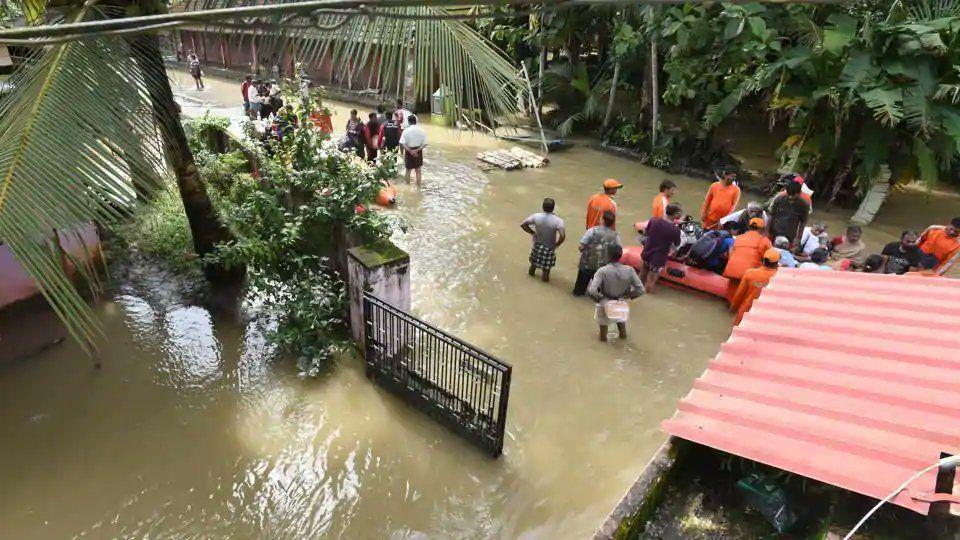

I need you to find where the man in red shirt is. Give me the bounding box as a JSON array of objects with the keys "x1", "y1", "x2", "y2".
[
  {"x1": 241, "y1": 75, "x2": 252, "y2": 115},
  {"x1": 585, "y1": 179, "x2": 622, "y2": 229}
]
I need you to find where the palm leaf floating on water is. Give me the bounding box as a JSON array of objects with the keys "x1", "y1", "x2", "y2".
[{"x1": 0, "y1": 7, "x2": 166, "y2": 350}]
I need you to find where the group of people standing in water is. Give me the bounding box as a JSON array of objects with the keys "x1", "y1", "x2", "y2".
[
  {"x1": 342, "y1": 101, "x2": 427, "y2": 187},
  {"x1": 521, "y1": 171, "x2": 960, "y2": 340},
  {"x1": 238, "y1": 75, "x2": 428, "y2": 187}
]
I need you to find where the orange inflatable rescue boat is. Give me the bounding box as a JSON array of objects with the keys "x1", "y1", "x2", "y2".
[{"x1": 625, "y1": 220, "x2": 733, "y2": 302}]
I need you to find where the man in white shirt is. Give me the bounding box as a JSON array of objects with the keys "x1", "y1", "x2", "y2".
[
  {"x1": 246, "y1": 79, "x2": 263, "y2": 120},
  {"x1": 399, "y1": 114, "x2": 427, "y2": 188},
  {"x1": 797, "y1": 222, "x2": 828, "y2": 257},
  {"x1": 395, "y1": 99, "x2": 412, "y2": 129}
]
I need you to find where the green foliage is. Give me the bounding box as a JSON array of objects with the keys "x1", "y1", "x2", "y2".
[
  {"x1": 653, "y1": 0, "x2": 960, "y2": 197},
  {"x1": 184, "y1": 112, "x2": 232, "y2": 155},
  {"x1": 604, "y1": 116, "x2": 674, "y2": 169},
  {"x1": 202, "y1": 116, "x2": 399, "y2": 374},
  {"x1": 0, "y1": 1, "x2": 24, "y2": 26},
  {"x1": 541, "y1": 62, "x2": 612, "y2": 136},
  {"x1": 116, "y1": 183, "x2": 198, "y2": 271},
  {"x1": 195, "y1": 150, "x2": 249, "y2": 193}
]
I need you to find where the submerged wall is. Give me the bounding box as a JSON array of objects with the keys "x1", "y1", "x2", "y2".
[{"x1": 346, "y1": 241, "x2": 411, "y2": 350}]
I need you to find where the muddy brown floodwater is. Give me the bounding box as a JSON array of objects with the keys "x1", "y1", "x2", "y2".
[{"x1": 1, "y1": 71, "x2": 958, "y2": 539}]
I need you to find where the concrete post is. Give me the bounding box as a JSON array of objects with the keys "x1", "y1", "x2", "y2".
[{"x1": 347, "y1": 241, "x2": 411, "y2": 353}]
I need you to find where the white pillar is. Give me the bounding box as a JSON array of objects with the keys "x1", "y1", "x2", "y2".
[{"x1": 346, "y1": 242, "x2": 411, "y2": 352}]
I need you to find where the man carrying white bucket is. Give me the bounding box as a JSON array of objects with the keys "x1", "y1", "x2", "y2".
[{"x1": 587, "y1": 244, "x2": 645, "y2": 342}]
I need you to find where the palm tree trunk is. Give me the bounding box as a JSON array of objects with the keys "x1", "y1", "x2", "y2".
[
  {"x1": 650, "y1": 38, "x2": 660, "y2": 148},
  {"x1": 850, "y1": 175, "x2": 890, "y2": 225},
  {"x1": 130, "y1": 34, "x2": 245, "y2": 284},
  {"x1": 602, "y1": 60, "x2": 620, "y2": 130},
  {"x1": 537, "y1": 37, "x2": 547, "y2": 116}
]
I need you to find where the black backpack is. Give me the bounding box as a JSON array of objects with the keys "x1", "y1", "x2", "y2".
[{"x1": 689, "y1": 230, "x2": 728, "y2": 262}]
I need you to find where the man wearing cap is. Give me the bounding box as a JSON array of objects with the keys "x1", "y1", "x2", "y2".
[
  {"x1": 723, "y1": 217, "x2": 773, "y2": 280},
  {"x1": 586, "y1": 179, "x2": 622, "y2": 230},
  {"x1": 701, "y1": 170, "x2": 741, "y2": 230},
  {"x1": 730, "y1": 248, "x2": 780, "y2": 325}
]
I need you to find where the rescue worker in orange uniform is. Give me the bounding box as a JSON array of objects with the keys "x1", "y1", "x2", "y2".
[
  {"x1": 918, "y1": 218, "x2": 960, "y2": 268},
  {"x1": 701, "y1": 170, "x2": 741, "y2": 230},
  {"x1": 723, "y1": 217, "x2": 773, "y2": 281},
  {"x1": 730, "y1": 248, "x2": 780, "y2": 325},
  {"x1": 586, "y1": 178, "x2": 622, "y2": 229},
  {"x1": 651, "y1": 180, "x2": 676, "y2": 220}
]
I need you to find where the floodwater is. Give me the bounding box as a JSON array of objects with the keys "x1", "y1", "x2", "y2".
[{"x1": 2, "y1": 71, "x2": 958, "y2": 539}]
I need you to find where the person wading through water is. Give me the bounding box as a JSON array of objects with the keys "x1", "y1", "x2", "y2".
[
  {"x1": 574, "y1": 210, "x2": 621, "y2": 296},
  {"x1": 400, "y1": 115, "x2": 427, "y2": 188},
  {"x1": 345, "y1": 109, "x2": 365, "y2": 158},
  {"x1": 724, "y1": 217, "x2": 773, "y2": 281},
  {"x1": 521, "y1": 198, "x2": 566, "y2": 282},
  {"x1": 587, "y1": 244, "x2": 645, "y2": 342},
  {"x1": 379, "y1": 112, "x2": 403, "y2": 154},
  {"x1": 241, "y1": 75, "x2": 252, "y2": 116},
  {"x1": 246, "y1": 78, "x2": 263, "y2": 120},
  {"x1": 395, "y1": 99, "x2": 412, "y2": 129},
  {"x1": 363, "y1": 112, "x2": 381, "y2": 162},
  {"x1": 640, "y1": 203, "x2": 683, "y2": 293},
  {"x1": 188, "y1": 52, "x2": 204, "y2": 90}
]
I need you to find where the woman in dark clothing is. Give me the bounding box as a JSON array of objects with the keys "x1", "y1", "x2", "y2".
[{"x1": 345, "y1": 109, "x2": 365, "y2": 158}]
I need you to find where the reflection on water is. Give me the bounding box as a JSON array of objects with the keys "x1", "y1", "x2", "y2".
[{"x1": 1, "y1": 72, "x2": 957, "y2": 539}]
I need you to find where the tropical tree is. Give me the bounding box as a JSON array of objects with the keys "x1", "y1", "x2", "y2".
[
  {"x1": 0, "y1": 0, "x2": 533, "y2": 348},
  {"x1": 540, "y1": 61, "x2": 612, "y2": 136},
  {"x1": 652, "y1": 0, "x2": 960, "y2": 221}
]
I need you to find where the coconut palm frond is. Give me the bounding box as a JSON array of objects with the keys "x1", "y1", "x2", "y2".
[
  {"x1": 176, "y1": 1, "x2": 530, "y2": 124},
  {"x1": 901, "y1": 0, "x2": 960, "y2": 20},
  {"x1": 0, "y1": 29, "x2": 166, "y2": 349},
  {"x1": 555, "y1": 112, "x2": 583, "y2": 137}
]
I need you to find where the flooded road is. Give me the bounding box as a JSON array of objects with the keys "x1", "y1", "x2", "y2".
[{"x1": 1, "y1": 71, "x2": 957, "y2": 539}]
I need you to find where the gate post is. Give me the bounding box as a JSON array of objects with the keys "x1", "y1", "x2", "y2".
[{"x1": 347, "y1": 241, "x2": 411, "y2": 353}]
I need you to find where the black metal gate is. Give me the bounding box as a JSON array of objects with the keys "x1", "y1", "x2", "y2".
[{"x1": 362, "y1": 292, "x2": 512, "y2": 457}]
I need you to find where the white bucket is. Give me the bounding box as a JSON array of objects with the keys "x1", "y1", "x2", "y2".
[{"x1": 603, "y1": 300, "x2": 630, "y2": 323}]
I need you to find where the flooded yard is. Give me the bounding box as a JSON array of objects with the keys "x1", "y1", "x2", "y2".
[{"x1": 1, "y1": 71, "x2": 957, "y2": 539}]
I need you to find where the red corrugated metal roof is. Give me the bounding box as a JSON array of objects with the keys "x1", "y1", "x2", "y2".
[{"x1": 663, "y1": 269, "x2": 960, "y2": 514}]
